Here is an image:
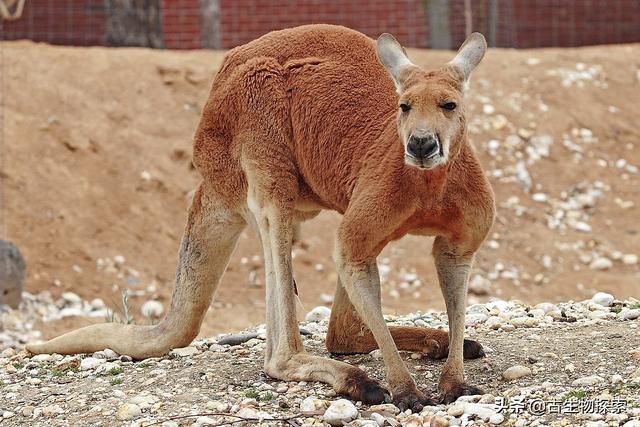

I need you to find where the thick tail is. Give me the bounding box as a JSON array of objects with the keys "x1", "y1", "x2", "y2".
[{"x1": 26, "y1": 185, "x2": 246, "y2": 359}]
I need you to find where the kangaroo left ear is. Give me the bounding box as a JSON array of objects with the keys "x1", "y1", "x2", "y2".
[
  {"x1": 448, "y1": 32, "x2": 487, "y2": 83},
  {"x1": 376, "y1": 33, "x2": 417, "y2": 92}
]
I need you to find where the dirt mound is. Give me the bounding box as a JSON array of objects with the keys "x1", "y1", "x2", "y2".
[{"x1": 2, "y1": 41, "x2": 639, "y2": 338}]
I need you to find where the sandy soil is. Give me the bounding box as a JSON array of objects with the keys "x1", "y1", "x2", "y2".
[{"x1": 1, "y1": 40, "x2": 639, "y2": 338}]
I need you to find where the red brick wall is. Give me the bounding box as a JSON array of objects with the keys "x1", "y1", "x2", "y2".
[
  {"x1": 0, "y1": 0, "x2": 105, "y2": 46},
  {"x1": 218, "y1": 0, "x2": 427, "y2": 48},
  {"x1": 1, "y1": 0, "x2": 639, "y2": 49},
  {"x1": 161, "y1": 0, "x2": 202, "y2": 49}
]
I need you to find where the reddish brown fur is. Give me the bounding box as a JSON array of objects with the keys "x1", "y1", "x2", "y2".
[{"x1": 27, "y1": 24, "x2": 495, "y2": 409}]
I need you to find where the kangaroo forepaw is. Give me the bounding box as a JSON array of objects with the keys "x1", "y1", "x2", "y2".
[
  {"x1": 439, "y1": 383, "x2": 484, "y2": 404},
  {"x1": 340, "y1": 371, "x2": 389, "y2": 404}
]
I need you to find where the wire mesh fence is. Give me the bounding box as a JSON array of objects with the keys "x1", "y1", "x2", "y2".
[{"x1": 1, "y1": 0, "x2": 639, "y2": 49}]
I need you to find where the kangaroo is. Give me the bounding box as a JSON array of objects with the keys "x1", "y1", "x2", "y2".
[{"x1": 27, "y1": 24, "x2": 495, "y2": 410}]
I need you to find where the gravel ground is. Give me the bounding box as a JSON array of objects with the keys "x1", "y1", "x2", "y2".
[{"x1": 1, "y1": 295, "x2": 639, "y2": 427}]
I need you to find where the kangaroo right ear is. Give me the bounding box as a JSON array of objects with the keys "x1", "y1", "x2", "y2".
[{"x1": 376, "y1": 33, "x2": 416, "y2": 93}]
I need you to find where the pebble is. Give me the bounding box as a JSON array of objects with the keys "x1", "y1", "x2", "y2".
[
  {"x1": 430, "y1": 416, "x2": 449, "y2": 427},
  {"x1": 369, "y1": 403, "x2": 400, "y2": 415},
  {"x1": 323, "y1": 399, "x2": 358, "y2": 425},
  {"x1": 503, "y1": 365, "x2": 532, "y2": 380},
  {"x1": 370, "y1": 412, "x2": 386, "y2": 426},
  {"x1": 571, "y1": 375, "x2": 604, "y2": 387},
  {"x1": 141, "y1": 300, "x2": 164, "y2": 318},
  {"x1": 619, "y1": 309, "x2": 640, "y2": 320},
  {"x1": 170, "y1": 346, "x2": 198, "y2": 357},
  {"x1": 300, "y1": 395, "x2": 330, "y2": 412},
  {"x1": 589, "y1": 257, "x2": 613, "y2": 270},
  {"x1": 447, "y1": 405, "x2": 464, "y2": 416},
  {"x1": 591, "y1": 292, "x2": 614, "y2": 307},
  {"x1": 305, "y1": 306, "x2": 331, "y2": 322},
  {"x1": 622, "y1": 254, "x2": 638, "y2": 265},
  {"x1": 80, "y1": 357, "x2": 106, "y2": 371},
  {"x1": 489, "y1": 413, "x2": 505, "y2": 425},
  {"x1": 217, "y1": 332, "x2": 259, "y2": 346}
]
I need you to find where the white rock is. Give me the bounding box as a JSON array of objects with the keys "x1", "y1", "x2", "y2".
[
  {"x1": 305, "y1": 306, "x2": 331, "y2": 322},
  {"x1": 31, "y1": 354, "x2": 52, "y2": 363},
  {"x1": 490, "y1": 413, "x2": 505, "y2": 425},
  {"x1": 369, "y1": 403, "x2": 400, "y2": 415},
  {"x1": 462, "y1": 402, "x2": 497, "y2": 420},
  {"x1": 571, "y1": 375, "x2": 604, "y2": 387},
  {"x1": 114, "y1": 255, "x2": 126, "y2": 266},
  {"x1": 448, "y1": 405, "x2": 465, "y2": 416},
  {"x1": 591, "y1": 292, "x2": 614, "y2": 307},
  {"x1": 589, "y1": 257, "x2": 613, "y2": 270},
  {"x1": 300, "y1": 396, "x2": 329, "y2": 413},
  {"x1": 116, "y1": 403, "x2": 141, "y2": 421},
  {"x1": 370, "y1": 412, "x2": 386, "y2": 426},
  {"x1": 503, "y1": 365, "x2": 532, "y2": 380},
  {"x1": 465, "y1": 313, "x2": 488, "y2": 325},
  {"x1": 141, "y1": 300, "x2": 164, "y2": 318},
  {"x1": 323, "y1": 399, "x2": 358, "y2": 426},
  {"x1": 80, "y1": 357, "x2": 106, "y2": 371},
  {"x1": 619, "y1": 309, "x2": 640, "y2": 320},
  {"x1": 468, "y1": 275, "x2": 491, "y2": 295},
  {"x1": 485, "y1": 316, "x2": 502, "y2": 330},
  {"x1": 622, "y1": 254, "x2": 638, "y2": 265},
  {"x1": 170, "y1": 346, "x2": 198, "y2": 357},
  {"x1": 103, "y1": 348, "x2": 119, "y2": 359}
]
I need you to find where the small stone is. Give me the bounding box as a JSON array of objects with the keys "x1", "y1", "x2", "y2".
[
  {"x1": 622, "y1": 254, "x2": 638, "y2": 265},
  {"x1": 305, "y1": 306, "x2": 331, "y2": 322},
  {"x1": 465, "y1": 313, "x2": 488, "y2": 325},
  {"x1": 80, "y1": 357, "x2": 106, "y2": 371},
  {"x1": 619, "y1": 309, "x2": 640, "y2": 320},
  {"x1": 502, "y1": 365, "x2": 532, "y2": 380},
  {"x1": 468, "y1": 275, "x2": 491, "y2": 295},
  {"x1": 571, "y1": 375, "x2": 604, "y2": 387},
  {"x1": 370, "y1": 412, "x2": 386, "y2": 426},
  {"x1": 31, "y1": 354, "x2": 52, "y2": 363},
  {"x1": 205, "y1": 401, "x2": 229, "y2": 412},
  {"x1": 430, "y1": 416, "x2": 449, "y2": 427},
  {"x1": 489, "y1": 413, "x2": 505, "y2": 424},
  {"x1": 448, "y1": 405, "x2": 464, "y2": 417},
  {"x1": 369, "y1": 403, "x2": 400, "y2": 415},
  {"x1": 589, "y1": 257, "x2": 613, "y2": 270},
  {"x1": 170, "y1": 346, "x2": 198, "y2": 357},
  {"x1": 116, "y1": 403, "x2": 141, "y2": 421},
  {"x1": 217, "y1": 332, "x2": 259, "y2": 346},
  {"x1": 141, "y1": 300, "x2": 164, "y2": 318},
  {"x1": 485, "y1": 316, "x2": 502, "y2": 330},
  {"x1": 103, "y1": 348, "x2": 119, "y2": 359},
  {"x1": 591, "y1": 292, "x2": 614, "y2": 307},
  {"x1": 323, "y1": 399, "x2": 358, "y2": 426},
  {"x1": 300, "y1": 396, "x2": 330, "y2": 413}
]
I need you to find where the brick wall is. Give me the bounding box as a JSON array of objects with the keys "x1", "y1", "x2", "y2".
[{"x1": 1, "y1": 0, "x2": 639, "y2": 49}]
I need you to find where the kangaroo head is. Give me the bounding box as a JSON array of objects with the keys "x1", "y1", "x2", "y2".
[{"x1": 376, "y1": 32, "x2": 486, "y2": 171}]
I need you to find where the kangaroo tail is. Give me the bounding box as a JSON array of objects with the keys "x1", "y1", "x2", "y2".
[{"x1": 26, "y1": 184, "x2": 245, "y2": 359}]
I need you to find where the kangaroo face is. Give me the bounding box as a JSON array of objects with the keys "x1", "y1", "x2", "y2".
[{"x1": 376, "y1": 32, "x2": 486, "y2": 171}]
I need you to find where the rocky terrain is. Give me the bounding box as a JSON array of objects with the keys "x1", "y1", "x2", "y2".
[
  {"x1": 1, "y1": 41, "x2": 639, "y2": 340},
  {"x1": 1, "y1": 293, "x2": 639, "y2": 426}
]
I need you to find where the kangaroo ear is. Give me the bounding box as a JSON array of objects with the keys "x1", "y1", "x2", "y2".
[
  {"x1": 376, "y1": 33, "x2": 416, "y2": 92},
  {"x1": 448, "y1": 32, "x2": 487, "y2": 83}
]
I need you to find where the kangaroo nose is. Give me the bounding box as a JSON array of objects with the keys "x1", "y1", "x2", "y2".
[{"x1": 407, "y1": 134, "x2": 439, "y2": 159}]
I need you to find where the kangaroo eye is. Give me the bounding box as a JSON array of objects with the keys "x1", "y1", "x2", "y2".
[
  {"x1": 399, "y1": 103, "x2": 411, "y2": 113},
  {"x1": 441, "y1": 102, "x2": 457, "y2": 111}
]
